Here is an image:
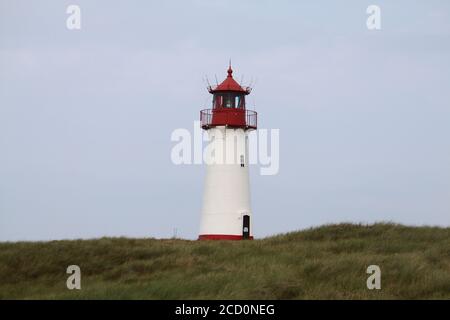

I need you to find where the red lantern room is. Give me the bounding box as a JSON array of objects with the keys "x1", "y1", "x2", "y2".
[{"x1": 200, "y1": 65, "x2": 257, "y2": 130}]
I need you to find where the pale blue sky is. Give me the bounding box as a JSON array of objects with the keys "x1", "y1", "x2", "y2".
[{"x1": 1, "y1": 0, "x2": 449, "y2": 241}]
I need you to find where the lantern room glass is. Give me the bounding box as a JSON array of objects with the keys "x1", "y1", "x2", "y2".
[{"x1": 213, "y1": 93, "x2": 245, "y2": 109}]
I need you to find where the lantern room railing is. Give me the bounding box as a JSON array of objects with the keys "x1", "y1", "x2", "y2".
[{"x1": 200, "y1": 109, "x2": 257, "y2": 130}]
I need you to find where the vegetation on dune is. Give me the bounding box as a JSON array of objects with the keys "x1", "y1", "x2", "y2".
[{"x1": 0, "y1": 223, "x2": 449, "y2": 299}]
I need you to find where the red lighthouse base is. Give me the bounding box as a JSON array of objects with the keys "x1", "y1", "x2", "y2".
[{"x1": 198, "y1": 234, "x2": 254, "y2": 241}]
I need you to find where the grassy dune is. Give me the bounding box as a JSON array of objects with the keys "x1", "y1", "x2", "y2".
[{"x1": 0, "y1": 223, "x2": 449, "y2": 299}]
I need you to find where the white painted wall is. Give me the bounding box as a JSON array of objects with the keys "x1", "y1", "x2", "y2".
[{"x1": 199, "y1": 126, "x2": 253, "y2": 237}]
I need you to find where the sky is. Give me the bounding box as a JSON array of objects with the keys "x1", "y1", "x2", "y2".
[{"x1": 1, "y1": 0, "x2": 449, "y2": 241}]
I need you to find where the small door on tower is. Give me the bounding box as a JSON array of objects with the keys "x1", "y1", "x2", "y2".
[{"x1": 242, "y1": 215, "x2": 250, "y2": 239}]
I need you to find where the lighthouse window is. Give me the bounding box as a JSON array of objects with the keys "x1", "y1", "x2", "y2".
[
  {"x1": 240, "y1": 155, "x2": 245, "y2": 167},
  {"x1": 235, "y1": 95, "x2": 245, "y2": 109},
  {"x1": 213, "y1": 93, "x2": 245, "y2": 109},
  {"x1": 224, "y1": 94, "x2": 233, "y2": 108},
  {"x1": 213, "y1": 95, "x2": 223, "y2": 109}
]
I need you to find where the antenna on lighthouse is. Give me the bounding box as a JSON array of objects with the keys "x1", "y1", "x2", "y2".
[
  {"x1": 214, "y1": 74, "x2": 219, "y2": 86},
  {"x1": 205, "y1": 75, "x2": 211, "y2": 88}
]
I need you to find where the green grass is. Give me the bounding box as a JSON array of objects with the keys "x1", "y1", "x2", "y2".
[{"x1": 1, "y1": 223, "x2": 449, "y2": 299}]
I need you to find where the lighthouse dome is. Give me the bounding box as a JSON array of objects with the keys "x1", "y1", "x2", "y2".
[{"x1": 208, "y1": 65, "x2": 251, "y2": 94}]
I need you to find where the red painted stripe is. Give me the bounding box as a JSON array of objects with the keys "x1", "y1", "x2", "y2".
[{"x1": 198, "y1": 234, "x2": 254, "y2": 240}]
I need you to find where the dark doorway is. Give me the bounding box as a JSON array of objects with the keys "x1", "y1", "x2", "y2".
[{"x1": 242, "y1": 215, "x2": 250, "y2": 239}]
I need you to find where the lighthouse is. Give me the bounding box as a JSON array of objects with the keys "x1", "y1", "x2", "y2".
[{"x1": 199, "y1": 64, "x2": 257, "y2": 240}]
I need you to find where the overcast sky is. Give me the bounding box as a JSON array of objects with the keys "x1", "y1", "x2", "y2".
[{"x1": 1, "y1": 0, "x2": 449, "y2": 241}]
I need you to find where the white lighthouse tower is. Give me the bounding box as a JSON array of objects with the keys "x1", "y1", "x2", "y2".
[{"x1": 199, "y1": 65, "x2": 257, "y2": 240}]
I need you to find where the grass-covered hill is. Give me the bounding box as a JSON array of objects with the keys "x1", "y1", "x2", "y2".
[{"x1": 0, "y1": 223, "x2": 449, "y2": 299}]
